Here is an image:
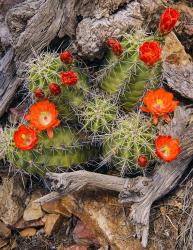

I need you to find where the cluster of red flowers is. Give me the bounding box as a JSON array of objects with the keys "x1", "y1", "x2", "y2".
[
  {"x1": 137, "y1": 7, "x2": 181, "y2": 164},
  {"x1": 141, "y1": 88, "x2": 178, "y2": 125},
  {"x1": 139, "y1": 7, "x2": 180, "y2": 66},
  {"x1": 139, "y1": 88, "x2": 181, "y2": 164},
  {"x1": 15, "y1": 50, "x2": 79, "y2": 151},
  {"x1": 105, "y1": 8, "x2": 180, "y2": 66},
  {"x1": 14, "y1": 100, "x2": 60, "y2": 150},
  {"x1": 138, "y1": 134, "x2": 181, "y2": 167},
  {"x1": 60, "y1": 71, "x2": 78, "y2": 86},
  {"x1": 155, "y1": 135, "x2": 181, "y2": 162},
  {"x1": 159, "y1": 8, "x2": 180, "y2": 34},
  {"x1": 139, "y1": 41, "x2": 161, "y2": 66},
  {"x1": 34, "y1": 50, "x2": 78, "y2": 99},
  {"x1": 14, "y1": 125, "x2": 38, "y2": 151},
  {"x1": 60, "y1": 50, "x2": 73, "y2": 64}
]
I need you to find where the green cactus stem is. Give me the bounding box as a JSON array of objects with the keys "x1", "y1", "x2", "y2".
[
  {"x1": 121, "y1": 62, "x2": 161, "y2": 111},
  {"x1": 5, "y1": 127, "x2": 98, "y2": 175},
  {"x1": 100, "y1": 31, "x2": 156, "y2": 95},
  {"x1": 103, "y1": 113, "x2": 156, "y2": 175},
  {"x1": 28, "y1": 53, "x2": 63, "y2": 91},
  {"x1": 28, "y1": 53, "x2": 90, "y2": 120},
  {"x1": 80, "y1": 97, "x2": 118, "y2": 133},
  {"x1": 100, "y1": 48, "x2": 139, "y2": 95}
]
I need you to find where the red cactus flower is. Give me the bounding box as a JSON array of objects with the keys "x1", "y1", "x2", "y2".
[
  {"x1": 139, "y1": 41, "x2": 161, "y2": 66},
  {"x1": 106, "y1": 38, "x2": 123, "y2": 56},
  {"x1": 138, "y1": 155, "x2": 148, "y2": 168},
  {"x1": 60, "y1": 50, "x2": 73, "y2": 64},
  {"x1": 159, "y1": 8, "x2": 180, "y2": 34},
  {"x1": 14, "y1": 125, "x2": 38, "y2": 151},
  {"x1": 34, "y1": 88, "x2": 45, "y2": 99},
  {"x1": 49, "y1": 83, "x2": 61, "y2": 95},
  {"x1": 60, "y1": 71, "x2": 78, "y2": 86},
  {"x1": 141, "y1": 88, "x2": 178, "y2": 125},
  {"x1": 155, "y1": 135, "x2": 181, "y2": 162},
  {"x1": 25, "y1": 100, "x2": 60, "y2": 138}
]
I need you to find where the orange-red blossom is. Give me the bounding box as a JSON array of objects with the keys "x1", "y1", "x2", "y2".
[
  {"x1": 14, "y1": 125, "x2": 38, "y2": 150},
  {"x1": 155, "y1": 135, "x2": 181, "y2": 162},
  {"x1": 141, "y1": 88, "x2": 178, "y2": 125},
  {"x1": 25, "y1": 100, "x2": 60, "y2": 138}
]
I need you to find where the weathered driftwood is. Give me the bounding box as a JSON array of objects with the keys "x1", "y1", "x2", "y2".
[
  {"x1": 36, "y1": 107, "x2": 193, "y2": 247},
  {"x1": 163, "y1": 62, "x2": 193, "y2": 100},
  {"x1": 0, "y1": 49, "x2": 22, "y2": 117}
]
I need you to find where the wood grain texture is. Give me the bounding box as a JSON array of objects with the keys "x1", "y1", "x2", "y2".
[{"x1": 0, "y1": 49, "x2": 22, "y2": 117}]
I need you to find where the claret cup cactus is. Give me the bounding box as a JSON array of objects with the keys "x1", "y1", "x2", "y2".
[{"x1": 2, "y1": 22, "x2": 181, "y2": 175}]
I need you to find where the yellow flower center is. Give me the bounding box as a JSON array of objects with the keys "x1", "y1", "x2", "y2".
[
  {"x1": 21, "y1": 134, "x2": 32, "y2": 145},
  {"x1": 39, "y1": 111, "x2": 52, "y2": 126},
  {"x1": 161, "y1": 145, "x2": 170, "y2": 157},
  {"x1": 154, "y1": 99, "x2": 164, "y2": 109}
]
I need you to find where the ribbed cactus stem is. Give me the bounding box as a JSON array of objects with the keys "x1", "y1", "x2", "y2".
[
  {"x1": 121, "y1": 62, "x2": 161, "y2": 111},
  {"x1": 100, "y1": 50, "x2": 139, "y2": 95},
  {"x1": 81, "y1": 97, "x2": 118, "y2": 133},
  {"x1": 28, "y1": 53, "x2": 89, "y2": 110},
  {"x1": 5, "y1": 127, "x2": 98, "y2": 175},
  {"x1": 103, "y1": 113, "x2": 156, "y2": 174}
]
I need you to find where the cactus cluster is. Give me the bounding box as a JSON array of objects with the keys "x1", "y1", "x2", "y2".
[{"x1": 3, "y1": 29, "x2": 167, "y2": 176}]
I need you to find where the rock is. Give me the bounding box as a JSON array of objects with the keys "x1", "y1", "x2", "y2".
[
  {"x1": 44, "y1": 214, "x2": 63, "y2": 236},
  {"x1": 20, "y1": 228, "x2": 37, "y2": 237},
  {"x1": 65, "y1": 246, "x2": 88, "y2": 250},
  {"x1": 8, "y1": 102, "x2": 28, "y2": 124},
  {"x1": 0, "y1": 177, "x2": 27, "y2": 225},
  {"x1": 23, "y1": 191, "x2": 44, "y2": 221},
  {"x1": 10, "y1": 239, "x2": 17, "y2": 249},
  {"x1": 76, "y1": 2, "x2": 142, "y2": 59},
  {"x1": 0, "y1": 221, "x2": 11, "y2": 238},
  {"x1": 57, "y1": 243, "x2": 65, "y2": 250},
  {"x1": 73, "y1": 220, "x2": 99, "y2": 246},
  {"x1": 57, "y1": 245, "x2": 89, "y2": 250},
  {"x1": 0, "y1": 0, "x2": 25, "y2": 16},
  {"x1": 162, "y1": 32, "x2": 193, "y2": 101},
  {"x1": 162, "y1": 32, "x2": 191, "y2": 65},
  {"x1": 184, "y1": 24, "x2": 193, "y2": 36},
  {"x1": 51, "y1": 192, "x2": 143, "y2": 249},
  {"x1": 13, "y1": 217, "x2": 45, "y2": 230},
  {"x1": 42, "y1": 200, "x2": 71, "y2": 218},
  {"x1": 0, "y1": 238, "x2": 8, "y2": 248}
]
